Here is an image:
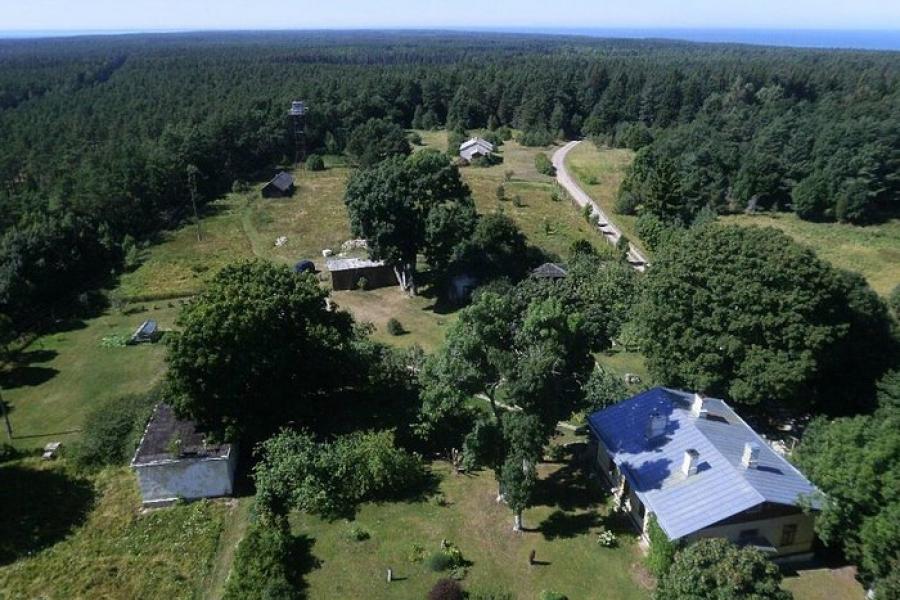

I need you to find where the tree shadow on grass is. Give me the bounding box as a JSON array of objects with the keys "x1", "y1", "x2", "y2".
[
  {"x1": 14, "y1": 349, "x2": 58, "y2": 364},
  {"x1": 0, "y1": 464, "x2": 94, "y2": 565},
  {"x1": 532, "y1": 462, "x2": 607, "y2": 511},
  {"x1": 289, "y1": 533, "x2": 320, "y2": 599},
  {"x1": 0, "y1": 365, "x2": 60, "y2": 389},
  {"x1": 539, "y1": 509, "x2": 603, "y2": 540}
]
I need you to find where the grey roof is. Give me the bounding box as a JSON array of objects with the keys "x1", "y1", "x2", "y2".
[
  {"x1": 132, "y1": 404, "x2": 231, "y2": 466},
  {"x1": 134, "y1": 319, "x2": 158, "y2": 337},
  {"x1": 587, "y1": 387, "x2": 822, "y2": 540},
  {"x1": 267, "y1": 171, "x2": 294, "y2": 191},
  {"x1": 325, "y1": 257, "x2": 388, "y2": 272},
  {"x1": 459, "y1": 137, "x2": 494, "y2": 153},
  {"x1": 531, "y1": 262, "x2": 568, "y2": 279}
]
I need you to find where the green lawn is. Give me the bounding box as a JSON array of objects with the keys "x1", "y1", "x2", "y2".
[
  {"x1": 1, "y1": 303, "x2": 177, "y2": 451},
  {"x1": 721, "y1": 213, "x2": 900, "y2": 298},
  {"x1": 292, "y1": 460, "x2": 650, "y2": 600},
  {"x1": 0, "y1": 461, "x2": 231, "y2": 599}
]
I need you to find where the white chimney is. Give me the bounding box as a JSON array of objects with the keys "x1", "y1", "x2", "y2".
[
  {"x1": 741, "y1": 442, "x2": 760, "y2": 469},
  {"x1": 691, "y1": 393, "x2": 708, "y2": 418},
  {"x1": 645, "y1": 410, "x2": 668, "y2": 440},
  {"x1": 681, "y1": 449, "x2": 700, "y2": 476}
]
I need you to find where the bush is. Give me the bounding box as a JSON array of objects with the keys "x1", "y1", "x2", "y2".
[
  {"x1": 447, "y1": 130, "x2": 468, "y2": 156},
  {"x1": 519, "y1": 128, "x2": 554, "y2": 147},
  {"x1": 547, "y1": 444, "x2": 568, "y2": 462},
  {"x1": 254, "y1": 429, "x2": 426, "y2": 519},
  {"x1": 70, "y1": 390, "x2": 159, "y2": 469},
  {"x1": 386, "y1": 318, "x2": 405, "y2": 336},
  {"x1": 646, "y1": 514, "x2": 677, "y2": 577},
  {"x1": 305, "y1": 153, "x2": 325, "y2": 171},
  {"x1": 512, "y1": 195, "x2": 524, "y2": 207},
  {"x1": 596, "y1": 528, "x2": 618, "y2": 547},
  {"x1": 426, "y1": 551, "x2": 455, "y2": 572},
  {"x1": 468, "y1": 590, "x2": 515, "y2": 600},
  {"x1": 0, "y1": 443, "x2": 19, "y2": 463},
  {"x1": 346, "y1": 524, "x2": 371, "y2": 542},
  {"x1": 534, "y1": 152, "x2": 556, "y2": 176},
  {"x1": 407, "y1": 131, "x2": 423, "y2": 146},
  {"x1": 428, "y1": 578, "x2": 464, "y2": 600},
  {"x1": 539, "y1": 592, "x2": 568, "y2": 600},
  {"x1": 614, "y1": 190, "x2": 640, "y2": 215},
  {"x1": 223, "y1": 523, "x2": 305, "y2": 600}
]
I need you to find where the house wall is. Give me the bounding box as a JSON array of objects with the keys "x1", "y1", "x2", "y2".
[
  {"x1": 134, "y1": 452, "x2": 237, "y2": 507},
  {"x1": 688, "y1": 510, "x2": 817, "y2": 557}
]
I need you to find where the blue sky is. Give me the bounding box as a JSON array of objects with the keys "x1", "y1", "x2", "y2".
[{"x1": 2, "y1": 0, "x2": 899, "y2": 31}]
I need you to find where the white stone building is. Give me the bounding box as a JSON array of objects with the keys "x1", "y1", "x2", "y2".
[{"x1": 131, "y1": 404, "x2": 237, "y2": 507}]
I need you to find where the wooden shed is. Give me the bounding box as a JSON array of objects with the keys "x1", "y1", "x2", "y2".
[{"x1": 326, "y1": 257, "x2": 396, "y2": 291}]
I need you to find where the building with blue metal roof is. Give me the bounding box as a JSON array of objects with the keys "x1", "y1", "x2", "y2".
[{"x1": 587, "y1": 387, "x2": 822, "y2": 558}]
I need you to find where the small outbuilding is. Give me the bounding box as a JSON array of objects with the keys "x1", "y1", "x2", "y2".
[
  {"x1": 459, "y1": 137, "x2": 495, "y2": 162},
  {"x1": 326, "y1": 257, "x2": 396, "y2": 291},
  {"x1": 530, "y1": 262, "x2": 568, "y2": 280},
  {"x1": 129, "y1": 320, "x2": 159, "y2": 345},
  {"x1": 131, "y1": 404, "x2": 237, "y2": 507},
  {"x1": 261, "y1": 171, "x2": 295, "y2": 198}
]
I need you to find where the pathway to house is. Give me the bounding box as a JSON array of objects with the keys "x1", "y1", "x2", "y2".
[{"x1": 552, "y1": 141, "x2": 649, "y2": 271}]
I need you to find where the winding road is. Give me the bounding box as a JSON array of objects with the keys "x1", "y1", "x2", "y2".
[{"x1": 552, "y1": 141, "x2": 649, "y2": 271}]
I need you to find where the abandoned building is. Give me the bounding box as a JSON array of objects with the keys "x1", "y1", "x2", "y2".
[
  {"x1": 587, "y1": 387, "x2": 822, "y2": 560},
  {"x1": 261, "y1": 171, "x2": 295, "y2": 198},
  {"x1": 326, "y1": 257, "x2": 396, "y2": 291},
  {"x1": 459, "y1": 137, "x2": 495, "y2": 162},
  {"x1": 131, "y1": 404, "x2": 237, "y2": 507}
]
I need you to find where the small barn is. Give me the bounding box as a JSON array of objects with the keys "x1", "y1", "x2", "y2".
[
  {"x1": 131, "y1": 404, "x2": 237, "y2": 507},
  {"x1": 459, "y1": 137, "x2": 495, "y2": 162},
  {"x1": 326, "y1": 257, "x2": 396, "y2": 291},
  {"x1": 261, "y1": 171, "x2": 295, "y2": 198},
  {"x1": 531, "y1": 262, "x2": 568, "y2": 281},
  {"x1": 129, "y1": 320, "x2": 159, "y2": 344}
]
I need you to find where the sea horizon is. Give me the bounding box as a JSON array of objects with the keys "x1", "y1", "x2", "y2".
[{"x1": 0, "y1": 27, "x2": 898, "y2": 51}]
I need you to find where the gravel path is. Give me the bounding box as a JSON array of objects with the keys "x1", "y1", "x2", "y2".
[{"x1": 552, "y1": 140, "x2": 649, "y2": 271}]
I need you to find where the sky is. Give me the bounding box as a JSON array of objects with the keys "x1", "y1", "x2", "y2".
[{"x1": 1, "y1": 0, "x2": 899, "y2": 32}]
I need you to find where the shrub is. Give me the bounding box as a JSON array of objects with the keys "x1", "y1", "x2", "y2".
[
  {"x1": 547, "y1": 444, "x2": 568, "y2": 462},
  {"x1": 70, "y1": 390, "x2": 159, "y2": 469},
  {"x1": 386, "y1": 318, "x2": 405, "y2": 336},
  {"x1": 305, "y1": 153, "x2": 325, "y2": 171},
  {"x1": 356, "y1": 276, "x2": 368, "y2": 291},
  {"x1": 534, "y1": 153, "x2": 556, "y2": 176},
  {"x1": 539, "y1": 592, "x2": 568, "y2": 600},
  {"x1": 512, "y1": 195, "x2": 523, "y2": 207},
  {"x1": 428, "y1": 578, "x2": 464, "y2": 600},
  {"x1": 496, "y1": 184, "x2": 506, "y2": 201},
  {"x1": 407, "y1": 131, "x2": 423, "y2": 146},
  {"x1": 596, "y1": 528, "x2": 618, "y2": 547},
  {"x1": 426, "y1": 551, "x2": 455, "y2": 572},
  {"x1": 519, "y1": 128, "x2": 554, "y2": 147},
  {"x1": 346, "y1": 524, "x2": 371, "y2": 542},
  {"x1": 582, "y1": 204, "x2": 593, "y2": 221},
  {"x1": 0, "y1": 443, "x2": 19, "y2": 463},
  {"x1": 614, "y1": 190, "x2": 640, "y2": 215},
  {"x1": 408, "y1": 543, "x2": 427, "y2": 563},
  {"x1": 223, "y1": 523, "x2": 305, "y2": 600},
  {"x1": 495, "y1": 126, "x2": 513, "y2": 141},
  {"x1": 447, "y1": 130, "x2": 468, "y2": 156},
  {"x1": 646, "y1": 514, "x2": 677, "y2": 577}
]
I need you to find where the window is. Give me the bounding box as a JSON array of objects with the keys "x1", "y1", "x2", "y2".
[{"x1": 781, "y1": 524, "x2": 798, "y2": 546}]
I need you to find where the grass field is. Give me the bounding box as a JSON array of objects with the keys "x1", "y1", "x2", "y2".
[
  {"x1": 0, "y1": 461, "x2": 231, "y2": 599},
  {"x1": 1, "y1": 303, "x2": 177, "y2": 450},
  {"x1": 562, "y1": 142, "x2": 641, "y2": 255},
  {"x1": 722, "y1": 213, "x2": 900, "y2": 297},
  {"x1": 292, "y1": 460, "x2": 650, "y2": 600}
]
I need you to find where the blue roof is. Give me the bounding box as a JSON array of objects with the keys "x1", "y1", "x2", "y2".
[{"x1": 587, "y1": 387, "x2": 822, "y2": 540}]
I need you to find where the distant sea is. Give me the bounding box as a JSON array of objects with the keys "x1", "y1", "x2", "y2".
[{"x1": 0, "y1": 28, "x2": 898, "y2": 51}]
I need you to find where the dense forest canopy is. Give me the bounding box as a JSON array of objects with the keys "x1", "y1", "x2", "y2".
[{"x1": 0, "y1": 31, "x2": 897, "y2": 328}]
